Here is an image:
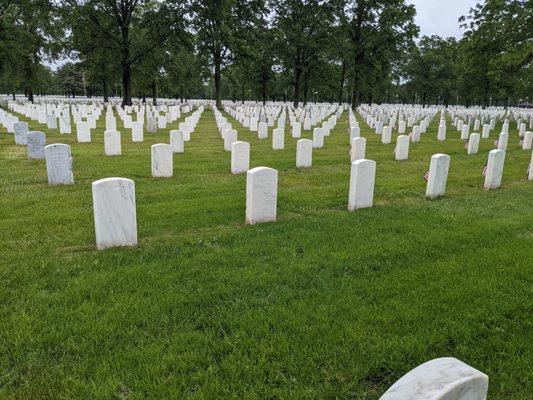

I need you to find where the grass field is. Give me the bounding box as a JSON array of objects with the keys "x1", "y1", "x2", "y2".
[{"x1": 1, "y1": 103, "x2": 532, "y2": 399}]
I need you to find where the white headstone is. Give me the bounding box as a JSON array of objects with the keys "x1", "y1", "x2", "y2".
[
  {"x1": 151, "y1": 144, "x2": 173, "y2": 177},
  {"x1": 131, "y1": 121, "x2": 143, "y2": 142},
  {"x1": 92, "y1": 177, "x2": 137, "y2": 250},
  {"x1": 425, "y1": 153, "x2": 450, "y2": 199},
  {"x1": 312, "y1": 127, "x2": 324, "y2": 148},
  {"x1": 106, "y1": 115, "x2": 117, "y2": 131},
  {"x1": 14, "y1": 122, "x2": 28, "y2": 145},
  {"x1": 382, "y1": 126, "x2": 392, "y2": 144},
  {"x1": 379, "y1": 357, "x2": 488, "y2": 400},
  {"x1": 258, "y1": 122, "x2": 268, "y2": 139},
  {"x1": 522, "y1": 131, "x2": 532, "y2": 150},
  {"x1": 231, "y1": 141, "x2": 250, "y2": 174},
  {"x1": 170, "y1": 130, "x2": 184, "y2": 153},
  {"x1": 484, "y1": 149, "x2": 505, "y2": 190},
  {"x1": 437, "y1": 124, "x2": 446, "y2": 141},
  {"x1": 27, "y1": 131, "x2": 46, "y2": 159},
  {"x1": 59, "y1": 114, "x2": 71, "y2": 134},
  {"x1": 45, "y1": 144, "x2": 74, "y2": 185},
  {"x1": 246, "y1": 167, "x2": 278, "y2": 224},
  {"x1": 467, "y1": 133, "x2": 480, "y2": 155},
  {"x1": 348, "y1": 159, "x2": 376, "y2": 211},
  {"x1": 497, "y1": 131, "x2": 508, "y2": 150},
  {"x1": 272, "y1": 128, "x2": 284, "y2": 150},
  {"x1": 104, "y1": 130, "x2": 121, "y2": 156},
  {"x1": 292, "y1": 122, "x2": 301, "y2": 138},
  {"x1": 296, "y1": 138, "x2": 312, "y2": 168},
  {"x1": 482, "y1": 124, "x2": 490, "y2": 139},
  {"x1": 76, "y1": 121, "x2": 91, "y2": 143},
  {"x1": 395, "y1": 135, "x2": 409, "y2": 161},
  {"x1": 351, "y1": 137, "x2": 366, "y2": 162}
]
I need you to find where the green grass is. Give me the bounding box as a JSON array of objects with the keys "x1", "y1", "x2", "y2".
[{"x1": 0, "y1": 104, "x2": 532, "y2": 399}]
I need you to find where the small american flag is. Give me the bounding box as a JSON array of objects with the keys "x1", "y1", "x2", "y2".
[
  {"x1": 464, "y1": 140, "x2": 469, "y2": 149},
  {"x1": 424, "y1": 170, "x2": 430, "y2": 182},
  {"x1": 493, "y1": 139, "x2": 499, "y2": 147},
  {"x1": 482, "y1": 163, "x2": 487, "y2": 177}
]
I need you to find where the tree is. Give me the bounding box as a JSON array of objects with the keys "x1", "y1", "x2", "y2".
[{"x1": 63, "y1": 0, "x2": 189, "y2": 106}]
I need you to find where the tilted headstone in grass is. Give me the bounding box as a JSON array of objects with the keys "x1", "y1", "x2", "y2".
[
  {"x1": 467, "y1": 133, "x2": 480, "y2": 155},
  {"x1": 292, "y1": 122, "x2": 301, "y2": 138},
  {"x1": 131, "y1": 121, "x2": 143, "y2": 142},
  {"x1": 312, "y1": 127, "x2": 324, "y2": 149},
  {"x1": 523, "y1": 131, "x2": 532, "y2": 150},
  {"x1": 296, "y1": 139, "x2": 312, "y2": 168},
  {"x1": 351, "y1": 137, "x2": 366, "y2": 162},
  {"x1": 27, "y1": 131, "x2": 46, "y2": 160},
  {"x1": 395, "y1": 135, "x2": 410, "y2": 161},
  {"x1": 104, "y1": 130, "x2": 121, "y2": 156},
  {"x1": 382, "y1": 126, "x2": 392, "y2": 144},
  {"x1": 497, "y1": 131, "x2": 508, "y2": 151},
  {"x1": 437, "y1": 124, "x2": 446, "y2": 141},
  {"x1": 425, "y1": 153, "x2": 451, "y2": 199},
  {"x1": 379, "y1": 357, "x2": 488, "y2": 400},
  {"x1": 258, "y1": 122, "x2": 268, "y2": 139},
  {"x1": 484, "y1": 149, "x2": 505, "y2": 190},
  {"x1": 246, "y1": 167, "x2": 278, "y2": 224},
  {"x1": 272, "y1": 128, "x2": 284, "y2": 150},
  {"x1": 76, "y1": 121, "x2": 91, "y2": 143},
  {"x1": 231, "y1": 141, "x2": 250, "y2": 174},
  {"x1": 224, "y1": 129, "x2": 238, "y2": 151},
  {"x1": 348, "y1": 159, "x2": 376, "y2": 211},
  {"x1": 147, "y1": 117, "x2": 157, "y2": 133},
  {"x1": 14, "y1": 122, "x2": 28, "y2": 145},
  {"x1": 59, "y1": 114, "x2": 71, "y2": 134},
  {"x1": 151, "y1": 144, "x2": 173, "y2": 177},
  {"x1": 92, "y1": 177, "x2": 137, "y2": 250},
  {"x1": 45, "y1": 144, "x2": 74, "y2": 185},
  {"x1": 170, "y1": 130, "x2": 184, "y2": 153}
]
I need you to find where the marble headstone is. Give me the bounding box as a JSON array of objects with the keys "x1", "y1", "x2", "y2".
[
  {"x1": 231, "y1": 141, "x2": 250, "y2": 174},
  {"x1": 27, "y1": 131, "x2": 46, "y2": 160},
  {"x1": 296, "y1": 139, "x2": 312, "y2": 168},
  {"x1": 348, "y1": 159, "x2": 376, "y2": 211},
  {"x1": 45, "y1": 144, "x2": 74, "y2": 185},
  {"x1": 246, "y1": 167, "x2": 278, "y2": 224},
  {"x1": 425, "y1": 153, "x2": 450, "y2": 199},
  {"x1": 92, "y1": 177, "x2": 137, "y2": 250}
]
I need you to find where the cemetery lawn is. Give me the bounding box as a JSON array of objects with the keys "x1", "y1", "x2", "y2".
[{"x1": 1, "y1": 108, "x2": 532, "y2": 400}]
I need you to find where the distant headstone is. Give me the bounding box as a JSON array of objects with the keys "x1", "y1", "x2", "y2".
[
  {"x1": 395, "y1": 135, "x2": 409, "y2": 161},
  {"x1": 76, "y1": 121, "x2": 91, "y2": 143},
  {"x1": 14, "y1": 122, "x2": 28, "y2": 145},
  {"x1": 151, "y1": 144, "x2": 173, "y2": 177},
  {"x1": 231, "y1": 141, "x2": 250, "y2": 174},
  {"x1": 312, "y1": 127, "x2": 324, "y2": 148},
  {"x1": 170, "y1": 130, "x2": 184, "y2": 153},
  {"x1": 27, "y1": 131, "x2": 46, "y2": 159},
  {"x1": 147, "y1": 117, "x2": 157, "y2": 133},
  {"x1": 437, "y1": 124, "x2": 446, "y2": 141},
  {"x1": 351, "y1": 137, "x2": 366, "y2": 162},
  {"x1": 104, "y1": 130, "x2": 121, "y2": 156},
  {"x1": 45, "y1": 144, "x2": 74, "y2": 185},
  {"x1": 224, "y1": 129, "x2": 238, "y2": 151},
  {"x1": 92, "y1": 177, "x2": 137, "y2": 250},
  {"x1": 131, "y1": 121, "x2": 143, "y2": 142},
  {"x1": 296, "y1": 138, "x2": 312, "y2": 168},
  {"x1": 258, "y1": 122, "x2": 268, "y2": 139},
  {"x1": 292, "y1": 122, "x2": 301, "y2": 138},
  {"x1": 272, "y1": 128, "x2": 284, "y2": 150}
]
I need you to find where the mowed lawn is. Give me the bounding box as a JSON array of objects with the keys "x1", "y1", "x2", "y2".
[{"x1": 0, "y1": 103, "x2": 532, "y2": 399}]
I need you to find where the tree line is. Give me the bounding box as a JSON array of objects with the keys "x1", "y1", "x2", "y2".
[{"x1": 0, "y1": 0, "x2": 531, "y2": 108}]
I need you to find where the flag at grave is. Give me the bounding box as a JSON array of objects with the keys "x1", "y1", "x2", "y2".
[
  {"x1": 424, "y1": 170, "x2": 430, "y2": 182},
  {"x1": 482, "y1": 163, "x2": 487, "y2": 177}
]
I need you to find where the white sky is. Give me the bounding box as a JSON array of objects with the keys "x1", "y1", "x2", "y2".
[{"x1": 408, "y1": 0, "x2": 480, "y2": 39}]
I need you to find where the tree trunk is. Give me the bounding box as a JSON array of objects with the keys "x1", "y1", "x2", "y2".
[
  {"x1": 102, "y1": 79, "x2": 109, "y2": 102},
  {"x1": 214, "y1": 51, "x2": 222, "y2": 109},
  {"x1": 121, "y1": 23, "x2": 132, "y2": 107},
  {"x1": 28, "y1": 88, "x2": 34, "y2": 103},
  {"x1": 293, "y1": 65, "x2": 302, "y2": 107},
  {"x1": 241, "y1": 82, "x2": 245, "y2": 104},
  {"x1": 303, "y1": 70, "x2": 309, "y2": 106},
  {"x1": 338, "y1": 59, "x2": 346, "y2": 104},
  {"x1": 152, "y1": 80, "x2": 157, "y2": 106}
]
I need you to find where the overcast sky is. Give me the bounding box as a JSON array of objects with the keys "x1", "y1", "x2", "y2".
[{"x1": 408, "y1": 0, "x2": 479, "y2": 39}]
